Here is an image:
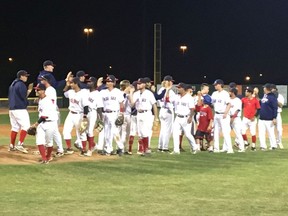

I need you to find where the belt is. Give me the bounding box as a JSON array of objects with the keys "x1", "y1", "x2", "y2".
[
  {"x1": 71, "y1": 111, "x2": 80, "y2": 114},
  {"x1": 104, "y1": 110, "x2": 117, "y2": 113},
  {"x1": 45, "y1": 120, "x2": 52, "y2": 122},
  {"x1": 138, "y1": 110, "x2": 148, "y2": 113},
  {"x1": 162, "y1": 107, "x2": 170, "y2": 109},
  {"x1": 216, "y1": 111, "x2": 224, "y2": 114},
  {"x1": 176, "y1": 114, "x2": 189, "y2": 118}
]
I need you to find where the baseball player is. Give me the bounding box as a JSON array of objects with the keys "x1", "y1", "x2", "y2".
[
  {"x1": 37, "y1": 60, "x2": 72, "y2": 89},
  {"x1": 62, "y1": 77, "x2": 89, "y2": 155},
  {"x1": 241, "y1": 86, "x2": 260, "y2": 151},
  {"x1": 229, "y1": 88, "x2": 245, "y2": 152},
  {"x1": 195, "y1": 94, "x2": 214, "y2": 151},
  {"x1": 258, "y1": 83, "x2": 278, "y2": 150},
  {"x1": 271, "y1": 84, "x2": 284, "y2": 149},
  {"x1": 129, "y1": 78, "x2": 159, "y2": 156},
  {"x1": 119, "y1": 80, "x2": 132, "y2": 153},
  {"x1": 101, "y1": 75, "x2": 125, "y2": 156},
  {"x1": 157, "y1": 75, "x2": 175, "y2": 152},
  {"x1": 211, "y1": 79, "x2": 233, "y2": 153},
  {"x1": 170, "y1": 83, "x2": 198, "y2": 154},
  {"x1": 80, "y1": 77, "x2": 104, "y2": 156},
  {"x1": 8, "y1": 70, "x2": 33, "y2": 153},
  {"x1": 40, "y1": 74, "x2": 64, "y2": 156},
  {"x1": 32, "y1": 84, "x2": 58, "y2": 164}
]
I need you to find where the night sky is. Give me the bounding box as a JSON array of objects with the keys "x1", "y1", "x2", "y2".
[{"x1": 1, "y1": 0, "x2": 288, "y2": 97}]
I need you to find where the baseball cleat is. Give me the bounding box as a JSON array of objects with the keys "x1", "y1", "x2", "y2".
[
  {"x1": 227, "y1": 150, "x2": 234, "y2": 154},
  {"x1": 8, "y1": 144, "x2": 16, "y2": 152},
  {"x1": 74, "y1": 143, "x2": 82, "y2": 151},
  {"x1": 170, "y1": 151, "x2": 180, "y2": 155},
  {"x1": 269, "y1": 147, "x2": 277, "y2": 150},
  {"x1": 278, "y1": 143, "x2": 284, "y2": 149},
  {"x1": 238, "y1": 149, "x2": 245, "y2": 153},
  {"x1": 65, "y1": 148, "x2": 74, "y2": 155},
  {"x1": 260, "y1": 147, "x2": 267, "y2": 151},
  {"x1": 15, "y1": 145, "x2": 28, "y2": 154},
  {"x1": 55, "y1": 152, "x2": 64, "y2": 157},
  {"x1": 39, "y1": 160, "x2": 49, "y2": 164},
  {"x1": 84, "y1": 150, "x2": 92, "y2": 157}
]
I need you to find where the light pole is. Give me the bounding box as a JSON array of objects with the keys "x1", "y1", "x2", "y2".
[
  {"x1": 180, "y1": 45, "x2": 187, "y2": 55},
  {"x1": 83, "y1": 28, "x2": 93, "y2": 45}
]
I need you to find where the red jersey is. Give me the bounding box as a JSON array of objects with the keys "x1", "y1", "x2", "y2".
[
  {"x1": 195, "y1": 105, "x2": 213, "y2": 132},
  {"x1": 241, "y1": 97, "x2": 260, "y2": 119}
]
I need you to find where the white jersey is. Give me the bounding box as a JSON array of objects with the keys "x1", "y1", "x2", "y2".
[
  {"x1": 38, "y1": 96, "x2": 58, "y2": 121},
  {"x1": 229, "y1": 97, "x2": 242, "y2": 117},
  {"x1": 171, "y1": 93, "x2": 195, "y2": 116},
  {"x1": 64, "y1": 89, "x2": 89, "y2": 113},
  {"x1": 211, "y1": 89, "x2": 230, "y2": 113},
  {"x1": 82, "y1": 89, "x2": 103, "y2": 110},
  {"x1": 101, "y1": 88, "x2": 124, "y2": 111},
  {"x1": 133, "y1": 89, "x2": 156, "y2": 111},
  {"x1": 277, "y1": 93, "x2": 284, "y2": 113},
  {"x1": 158, "y1": 88, "x2": 175, "y2": 109},
  {"x1": 45, "y1": 86, "x2": 57, "y2": 102},
  {"x1": 123, "y1": 92, "x2": 132, "y2": 115}
]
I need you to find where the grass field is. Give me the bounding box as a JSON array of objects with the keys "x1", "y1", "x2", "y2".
[{"x1": 0, "y1": 109, "x2": 288, "y2": 215}]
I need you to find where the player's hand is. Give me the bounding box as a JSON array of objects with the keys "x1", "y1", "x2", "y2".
[
  {"x1": 97, "y1": 77, "x2": 103, "y2": 87},
  {"x1": 150, "y1": 85, "x2": 156, "y2": 92},
  {"x1": 187, "y1": 116, "x2": 192, "y2": 124},
  {"x1": 65, "y1": 71, "x2": 73, "y2": 81},
  {"x1": 272, "y1": 118, "x2": 276, "y2": 125},
  {"x1": 223, "y1": 113, "x2": 227, "y2": 119}
]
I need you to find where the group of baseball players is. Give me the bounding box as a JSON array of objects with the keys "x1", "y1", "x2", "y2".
[{"x1": 7, "y1": 60, "x2": 285, "y2": 164}]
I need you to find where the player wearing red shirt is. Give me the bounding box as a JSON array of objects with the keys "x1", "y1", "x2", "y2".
[
  {"x1": 195, "y1": 94, "x2": 213, "y2": 151},
  {"x1": 241, "y1": 86, "x2": 260, "y2": 150}
]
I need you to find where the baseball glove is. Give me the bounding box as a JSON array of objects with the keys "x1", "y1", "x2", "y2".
[
  {"x1": 79, "y1": 118, "x2": 89, "y2": 134},
  {"x1": 115, "y1": 114, "x2": 124, "y2": 126},
  {"x1": 95, "y1": 119, "x2": 104, "y2": 132},
  {"x1": 27, "y1": 126, "x2": 37, "y2": 136}
]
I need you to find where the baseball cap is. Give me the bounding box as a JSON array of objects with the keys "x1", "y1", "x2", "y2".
[
  {"x1": 137, "y1": 78, "x2": 146, "y2": 84},
  {"x1": 132, "y1": 81, "x2": 138, "y2": 89},
  {"x1": 43, "y1": 60, "x2": 55, "y2": 67},
  {"x1": 270, "y1": 84, "x2": 277, "y2": 90},
  {"x1": 245, "y1": 86, "x2": 253, "y2": 93},
  {"x1": 229, "y1": 87, "x2": 238, "y2": 95},
  {"x1": 213, "y1": 79, "x2": 224, "y2": 85},
  {"x1": 263, "y1": 83, "x2": 272, "y2": 90},
  {"x1": 76, "y1": 70, "x2": 88, "y2": 77},
  {"x1": 203, "y1": 95, "x2": 212, "y2": 105},
  {"x1": 105, "y1": 74, "x2": 117, "y2": 82},
  {"x1": 176, "y1": 82, "x2": 187, "y2": 89},
  {"x1": 144, "y1": 77, "x2": 154, "y2": 83},
  {"x1": 163, "y1": 75, "x2": 174, "y2": 82},
  {"x1": 229, "y1": 82, "x2": 237, "y2": 88},
  {"x1": 34, "y1": 83, "x2": 46, "y2": 91},
  {"x1": 39, "y1": 74, "x2": 51, "y2": 82},
  {"x1": 87, "y1": 76, "x2": 97, "y2": 82},
  {"x1": 17, "y1": 70, "x2": 30, "y2": 78}
]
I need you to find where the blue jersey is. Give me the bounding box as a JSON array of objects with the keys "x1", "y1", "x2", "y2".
[
  {"x1": 259, "y1": 92, "x2": 278, "y2": 120},
  {"x1": 37, "y1": 70, "x2": 65, "y2": 89},
  {"x1": 8, "y1": 79, "x2": 28, "y2": 110}
]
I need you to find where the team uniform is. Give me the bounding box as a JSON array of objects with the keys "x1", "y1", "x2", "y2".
[
  {"x1": 45, "y1": 86, "x2": 64, "y2": 154},
  {"x1": 101, "y1": 88, "x2": 125, "y2": 155},
  {"x1": 63, "y1": 89, "x2": 89, "y2": 153},
  {"x1": 275, "y1": 93, "x2": 284, "y2": 148},
  {"x1": 158, "y1": 87, "x2": 175, "y2": 151},
  {"x1": 229, "y1": 97, "x2": 245, "y2": 151},
  {"x1": 133, "y1": 89, "x2": 156, "y2": 154},
  {"x1": 258, "y1": 93, "x2": 278, "y2": 150},
  {"x1": 211, "y1": 90, "x2": 233, "y2": 153},
  {"x1": 36, "y1": 94, "x2": 58, "y2": 162},
  {"x1": 83, "y1": 88, "x2": 103, "y2": 155},
  {"x1": 241, "y1": 96, "x2": 260, "y2": 149},
  {"x1": 171, "y1": 93, "x2": 197, "y2": 154},
  {"x1": 120, "y1": 92, "x2": 132, "y2": 151},
  {"x1": 8, "y1": 77, "x2": 30, "y2": 152}
]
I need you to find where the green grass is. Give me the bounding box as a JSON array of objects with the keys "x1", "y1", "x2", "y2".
[{"x1": 0, "y1": 109, "x2": 288, "y2": 215}]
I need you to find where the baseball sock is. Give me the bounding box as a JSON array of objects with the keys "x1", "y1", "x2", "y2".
[
  {"x1": 179, "y1": 135, "x2": 183, "y2": 149},
  {"x1": 142, "y1": 137, "x2": 149, "y2": 153},
  {"x1": 46, "y1": 146, "x2": 53, "y2": 160},
  {"x1": 128, "y1": 136, "x2": 134, "y2": 152},
  {"x1": 138, "y1": 138, "x2": 143, "y2": 152},
  {"x1": 252, "y1": 135, "x2": 256, "y2": 143},
  {"x1": 38, "y1": 145, "x2": 47, "y2": 161},
  {"x1": 10, "y1": 131, "x2": 18, "y2": 146},
  {"x1": 88, "y1": 136, "x2": 94, "y2": 150},
  {"x1": 65, "y1": 139, "x2": 71, "y2": 148},
  {"x1": 242, "y1": 134, "x2": 248, "y2": 142},
  {"x1": 82, "y1": 141, "x2": 87, "y2": 151},
  {"x1": 19, "y1": 130, "x2": 27, "y2": 144}
]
